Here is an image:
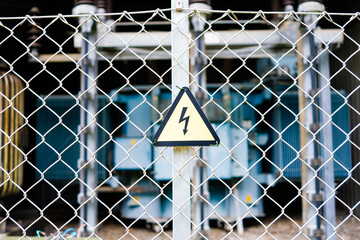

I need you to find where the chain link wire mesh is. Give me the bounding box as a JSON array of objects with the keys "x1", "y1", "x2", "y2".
[{"x1": 0, "y1": 6, "x2": 360, "y2": 240}]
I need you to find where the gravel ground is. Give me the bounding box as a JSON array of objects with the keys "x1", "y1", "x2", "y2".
[
  {"x1": 4, "y1": 210, "x2": 360, "y2": 239},
  {"x1": 95, "y1": 212, "x2": 360, "y2": 240}
]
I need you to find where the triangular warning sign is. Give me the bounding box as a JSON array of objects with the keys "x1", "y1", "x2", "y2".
[{"x1": 153, "y1": 87, "x2": 220, "y2": 146}]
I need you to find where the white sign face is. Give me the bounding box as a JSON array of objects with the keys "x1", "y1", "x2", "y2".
[{"x1": 153, "y1": 87, "x2": 220, "y2": 147}]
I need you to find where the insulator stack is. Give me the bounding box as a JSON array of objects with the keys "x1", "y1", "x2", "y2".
[
  {"x1": 270, "y1": 0, "x2": 282, "y2": 23},
  {"x1": 283, "y1": 0, "x2": 295, "y2": 6},
  {"x1": 27, "y1": 7, "x2": 42, "y2": 49},
  {"x1": 270, "y1": 0, "x2": 282, "y2": 11},
  {"x1": 96, "y1": 0, "x2": 107, "y2": 9},
  {"x1": 299, "y1": 0, "x2": 323, "y2": 3},
  {"x1": 283, "y1": 0, "x2": 295, "y2": 11},
  {"x1": 189, "y1": 0, "x2": 211, "y2": 4},
  {"x1": 74, "y1": 0, "x2": 96, "y2": 6}
]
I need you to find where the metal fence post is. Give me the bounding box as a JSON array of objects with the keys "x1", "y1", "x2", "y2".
[
  {"x1": 319, "y1": 50, "x2": 336, "y2": 240},
  {"x1": 190, "y1": 4, "x2": 211, "y2": 239},
  {"x1": 298, "y1": 2, "x2": 326, "y2": 238},
  {"x1": 73, "y1": 3, "x2": 99, "y2": 234},
  {"x1": 301, "y1": 29, "x2": 319, "y2": 239},
  {"x1": 83, "y1": 25, "x2": 99, "y2": 235},
  {"x1": 171, "y1": 0, "x2": 191, "y2": 239}
]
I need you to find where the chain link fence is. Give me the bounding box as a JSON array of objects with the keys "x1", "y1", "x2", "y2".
[{"x1": 0, "y1": 4, "x2": 360, "y2": 240}]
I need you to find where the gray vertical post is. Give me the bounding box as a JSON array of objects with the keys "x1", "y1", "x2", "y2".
[
  {"x1": 84, "y1": 26, "x2": 99, "y2": 233},
  {"x1": 301, "y1": 31, "x2": 318, "y2": 239},
  {"x1": 190, "y1": 5, "x2": 211, "y2": 238},
  {"x1": 298, "y1": 2, "x2": 325, "y2": 238},
  {"x1": 319, "y1": 51, "x2": 336, "y2": 240},
  {"x1": 171, "y1": 1, "x2": 191, "y2": 240},
  {"x1": 74, "y1": 3, "x2": 98, "y2": 234}
]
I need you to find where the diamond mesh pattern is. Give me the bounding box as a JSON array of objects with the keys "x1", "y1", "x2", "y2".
[{"x1": 0, "y1": 8, "x2": 359, "y2": 240}]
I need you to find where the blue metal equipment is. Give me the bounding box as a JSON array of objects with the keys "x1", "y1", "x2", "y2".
[
  {"x1": 34, "y1": 84, "x2": 352, "y2": 226},
  {"x1": 109, "y1": 85, "x2": 352, "y2": 225},
  {"x1": 35, "y1": 96, "x2": 111, "y2": 181}
]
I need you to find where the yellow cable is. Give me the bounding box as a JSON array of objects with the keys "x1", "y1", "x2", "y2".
[
  {"x1": 15, "y1": 77, "x2": 24, "y2": 190},
  {"x1": 1, "y1": 74, "x2": 10, "y2": 196},
  {"x1": 8, "y1": 75, "x2": 15, "y2": 195}
]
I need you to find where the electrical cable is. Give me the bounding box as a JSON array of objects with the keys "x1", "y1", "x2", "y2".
[
  {"x1": 58, "y1": 228, "x2": 77, "y2": 240},
  {"x1": 77, "y1": 224, "x2": 87, "y2": 237},
  {"x1": 36, "y1": 230, "x2": 45, "y2": 237}
]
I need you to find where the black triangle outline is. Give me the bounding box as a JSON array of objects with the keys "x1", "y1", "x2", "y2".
[{"x1": 152, "y1": 87, "x2": 220, "y2": 146}]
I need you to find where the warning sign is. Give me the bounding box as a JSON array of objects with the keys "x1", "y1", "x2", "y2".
[{"x1": 153, "y1": 87, "x2": 220, "y2": 146}]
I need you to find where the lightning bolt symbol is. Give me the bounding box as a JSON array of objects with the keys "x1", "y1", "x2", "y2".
[{"x1": 179, "y1": 107, "x2": 190, "y2": 135}]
